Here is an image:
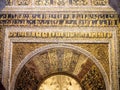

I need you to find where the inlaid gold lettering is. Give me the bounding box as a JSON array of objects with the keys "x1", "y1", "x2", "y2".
[
  {"x1": 36, "y1": 32, "x2": 42, "y2": 37},
  {"x1": 8, "y1": 31, "x2": 113, "y2": 38}
]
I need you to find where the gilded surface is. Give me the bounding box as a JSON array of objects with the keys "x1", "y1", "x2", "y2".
[
  {"x1": 12, "y1": 43, "x2": 48, "y2": 79},
  {"x1": 48, "y1": 49, "x2": 59, "y2": 72},
  {"x1": 8, "y1": 31, "x2": 113, "y2": 38},
  {"x1": 63, "y1": 49, "x2": 73, "y2": 71},
  {"x1": 80, "y1": 65, "x2": 106, "y2": 89},
  {"x1": 73, "y1": 44, "x2": 109, "y2": 79},
  {"x1": 14, "y1": 47, "x2": 106, "y2": 90}
]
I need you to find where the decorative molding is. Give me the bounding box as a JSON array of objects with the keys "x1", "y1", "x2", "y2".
[{"x1": 5, "y1": 0, "x2": 109, "y2": 6}]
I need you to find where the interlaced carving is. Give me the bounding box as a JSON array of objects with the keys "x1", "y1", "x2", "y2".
[
  {"x1": 91, "y1": 0, "x2": 108, "y2": 6},
  {"x1": 56, "y1": 0, "x2": 66, "y2": 5},
  {"x1": 53, "y1": 0, "x2": 68, "y2": 6},
  {"x1": 35, "y1": 0, "x2": 50, "y2": 5},
  {"x1": 16, "y1": 0, "x2": 31, "y2": 5},
  {"x1": 72, "y1": 0, "x2": 88, "y2": 5}
]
